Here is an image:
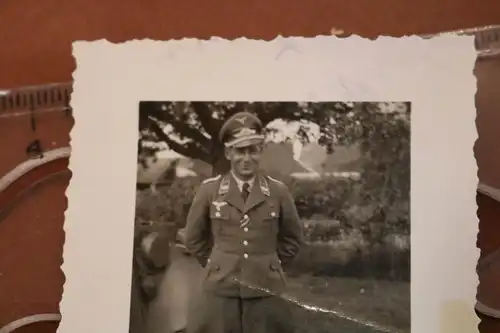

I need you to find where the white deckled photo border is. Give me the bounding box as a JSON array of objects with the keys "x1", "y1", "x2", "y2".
[{"x1": 60, "y1": 36, "x2": 478, "y2": 333}]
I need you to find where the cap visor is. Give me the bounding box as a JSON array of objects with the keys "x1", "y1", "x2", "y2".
[{"x1": 226, "y1": 136, "x2": 264, "y2": 148}]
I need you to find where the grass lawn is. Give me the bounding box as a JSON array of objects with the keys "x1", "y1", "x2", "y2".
[{"x1": 285, "y1": 274, "x2": 410, "y2": 333}]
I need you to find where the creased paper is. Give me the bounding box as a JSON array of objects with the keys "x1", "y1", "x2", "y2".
[{"x1": 60, "y1": 36, "x2": 478, "y2": 333}]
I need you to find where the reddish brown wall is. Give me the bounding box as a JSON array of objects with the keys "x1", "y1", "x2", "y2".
[{"x1": 0, "y1": 1, "x2": 499, "y2": 332}]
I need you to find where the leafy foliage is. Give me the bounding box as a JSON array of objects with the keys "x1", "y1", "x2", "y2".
[
  {"x1": 135, "y1": 176, "x2": 201, "y2": 227},
  {"x1": 136, "y1": 101, "x2": 411, "y2": 280},
  {"x1": 135, "y1": 175, "x2": 410, "y2": 280},
  {"x1": 136, "y1": 176, "x2": 409, "y2": 242},
  {"x1": 138, "y1": 101, "x2": 410, "y2": 175}
]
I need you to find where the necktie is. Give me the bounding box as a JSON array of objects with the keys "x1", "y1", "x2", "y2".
[{"x1": 242, "y1": 182, "x2": 250, "y2": 202}]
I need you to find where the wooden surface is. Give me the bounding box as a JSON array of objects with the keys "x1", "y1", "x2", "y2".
[
  {"x1": 476, "y1": 56, "x2": 500, "y2": 190},
  {"x1": 0, "y1": 1, "x2": 499, "y2": 332}
]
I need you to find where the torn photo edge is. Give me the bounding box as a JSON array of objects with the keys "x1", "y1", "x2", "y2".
[{"x1": 60, "y1": 35, "x2": 478, "y2": 333}]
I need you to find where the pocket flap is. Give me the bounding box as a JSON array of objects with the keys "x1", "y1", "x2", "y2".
[{"x1": 263, "y1": 203, "x2": 280, "y2": 220}]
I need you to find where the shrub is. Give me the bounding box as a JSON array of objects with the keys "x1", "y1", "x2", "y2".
[
  {"x1": 136, "y1": 176, "x2": 409, "y2": 240},
  {"x1": 135, "y1": 177, "x2": 202, "y2": 228},
  {"x1": 296, "y1": 220, "x2": 410, "y2": 280},
  {"x1": 269, "y1": 175, "x2": 409, "y2": 242},
  {"x1": 135, "y1": 175, "x2": 410, "y2": 280},
  {"x1": 294, "y1": 242, "x2": 410, "y2": 281}
]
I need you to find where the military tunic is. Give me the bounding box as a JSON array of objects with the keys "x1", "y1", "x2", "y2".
[{"x1": 184, "y1": 172, "x2": 304, "y2": 333}]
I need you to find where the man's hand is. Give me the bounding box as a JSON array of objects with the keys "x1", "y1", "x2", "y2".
[
  {"x1": 141, "y1": 273, "x2": 164, "y2": 302},
  {"x1": 176, "y1": 228, "x2": 187, "y2": 245}
]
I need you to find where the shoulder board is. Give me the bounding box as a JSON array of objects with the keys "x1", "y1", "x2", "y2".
[
  {"x1": 266, "y1": 176, "x2": 284, "y2": 184},
  {"x1": 201, "y1": 174, "x2": 221, "y2": 184}
]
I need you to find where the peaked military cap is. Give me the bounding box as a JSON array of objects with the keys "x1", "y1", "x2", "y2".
[{"x1": 218, "y1": 111, "x2": 265, "y2": 148}]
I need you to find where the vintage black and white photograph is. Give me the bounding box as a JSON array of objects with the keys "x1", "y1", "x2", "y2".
[
  {"x1": 62, "y1": 37, "x2": 478, "y2": 333},
  {"x1": 131, "y1": 101, "x2": 411, "y2": 333}
]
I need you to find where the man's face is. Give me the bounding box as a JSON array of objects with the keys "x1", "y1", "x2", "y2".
[{"x1": 225, "y1": 143, "x2": 263, "y2": 179}]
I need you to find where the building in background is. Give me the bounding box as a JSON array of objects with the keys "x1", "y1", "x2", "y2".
[{"x1": 136, "y1": 141, "x2": 362, "y2": 190}]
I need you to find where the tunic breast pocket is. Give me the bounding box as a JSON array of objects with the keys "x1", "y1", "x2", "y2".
[
  {"x1": 262, "y1": 202, "x2": 280, "y2": 233},
  {"x1": 209, "y1": 202, "x2": 230, "y2": 233}
]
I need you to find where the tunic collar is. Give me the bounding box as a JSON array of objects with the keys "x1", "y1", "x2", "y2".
[{"x1": 230, "y1": 171, "x2": 255, "y2": 192}]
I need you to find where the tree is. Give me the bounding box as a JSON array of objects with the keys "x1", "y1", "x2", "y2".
[
  {"x1": 330, "y1": 102, "x2": 411, "y2": 240},
  {"x1": 138, "y1": 101, "x2": 411, "y2": 243},
  {"x1": 138, "y1": 101, "x2": 409, "y2": 177},
  {"x1": 140, "y1": 101, "x2": 349, "y2": 175}
]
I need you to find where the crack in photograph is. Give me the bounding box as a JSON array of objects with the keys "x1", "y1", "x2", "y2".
[{"x1": 130, "y1": 101, "x2": 410, "y2": 333}]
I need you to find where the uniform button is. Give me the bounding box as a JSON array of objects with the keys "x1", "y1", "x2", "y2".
[
  {"x1": 243, "y1": 227, "x2": 249, "y2": 232},
  {"x1": 243, "y1": 253, "x2": 249, "y2": 259},
  {"x1": 244, "y1": 214, "x2": 248, "y2": 219},
  {"x1": 271, "y1": 212, "x2": 276, "y2": 217},
  {"x1": 243, "y1": 240, "x2": 248, "y2": 246}
]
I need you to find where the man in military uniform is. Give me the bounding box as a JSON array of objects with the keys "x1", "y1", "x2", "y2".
[{"x1": 184, "y1": 111, "x2": 304, "y2": 333}]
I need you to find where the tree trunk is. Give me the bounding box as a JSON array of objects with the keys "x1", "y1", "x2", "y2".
[{"x1": 210, "y1": 144, "x2": 230, "y2": 176}]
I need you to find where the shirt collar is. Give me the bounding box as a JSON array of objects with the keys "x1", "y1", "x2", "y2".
[{"x1": 230, "y1": 171, "x2": 255, "y2": 192}]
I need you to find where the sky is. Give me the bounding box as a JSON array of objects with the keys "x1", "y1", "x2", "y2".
[{"x1": 266, "y1": 119, "x2": 320, "y2": 160}]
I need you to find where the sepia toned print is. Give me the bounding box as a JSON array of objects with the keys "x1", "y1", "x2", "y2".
[
  {"x1": 61, "y1": 36, "x2": 477, "y2": 333},
  {"x1": 132, "y1": 101, "x2": 410, "y2": 333}
]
